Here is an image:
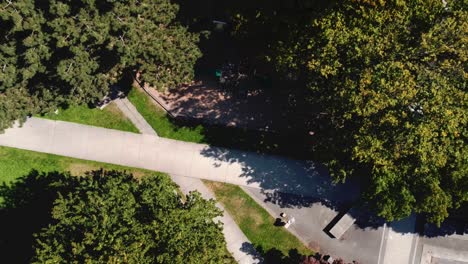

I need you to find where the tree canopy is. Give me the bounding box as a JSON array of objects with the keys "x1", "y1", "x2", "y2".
[
  {"x1": 0, "y1": 170, "x2": 232, "y2": 263},
  {"x1": 231, "y1": 0, "x2": 467, "y2": 224},
  {"x1": 0, "y1": 0, "x2": 201, "y2": 131},
  {"x1": 309, "y1": 0, "x2": 465, "y2": 225}
]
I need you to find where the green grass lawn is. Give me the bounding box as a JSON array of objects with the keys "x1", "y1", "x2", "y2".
[
  {"x1": 0, "y1": 146, "x2": 156, "y2": 184},
  {"x1": 38, "y1": 103, "x2": 139, "y2": 133},
  {"x1": 127, "y1": 87, "x2": 205, "y2": 142},
  {"x1": 204, "y1": 181, "x2": 314, "y2": 259}
]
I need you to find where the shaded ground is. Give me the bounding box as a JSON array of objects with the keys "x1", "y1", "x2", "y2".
[
  {"x1": 129, "y1": 85, "x2": 313, "y2": 160},
  {"x1": 148, "y1": 75, "x2": 291, "y2": 132},
  {"x1": 127, "y1": 19, "x2": 315, "y2": 159}
]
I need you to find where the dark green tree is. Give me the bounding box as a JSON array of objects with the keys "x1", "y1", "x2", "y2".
[
  {"x1": 231, "y1": 0, "x2": 467, "y2": 224},
  {"x1": 0, "y1": 0, "x2": 201, "y2": 131},
  {"x1": 4, "y1": 170, "x2": 231, "y2": 263}
]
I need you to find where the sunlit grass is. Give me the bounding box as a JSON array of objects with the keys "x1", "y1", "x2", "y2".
[
  {"x1": 0, "y1": 146, "x2": 157, "y2": 184},
  {"x1": 204, "y1": 180, "x2": 314, "y2": 257},
  {"x1": 127, "y1": 87, "x2": 205, "y2": 142},
  {"x1": 38, "y1": 102, "x2": 139, "y2": 133}
]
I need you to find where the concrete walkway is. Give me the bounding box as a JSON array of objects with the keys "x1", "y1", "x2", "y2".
[
  {"x1": 0, "y1": 118, "x2": 351, "y2": 199},
  {"x1": 113, "y1": 97, "x2": 158, "y2": 136}
]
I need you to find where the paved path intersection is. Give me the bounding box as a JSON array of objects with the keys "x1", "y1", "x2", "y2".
[
  {"x1": 113, "y1": 97, "x2": 158, "y2": 136},
  {"x1": 112, "y1": 95, "x2": 259, "y2": 263}
]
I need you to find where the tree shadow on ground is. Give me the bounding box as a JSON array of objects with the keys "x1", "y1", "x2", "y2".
[
  {"x1": 239, "y1": 242, "x2": 264, "y2": 262},
  {"x1": 145, "y1": 0, "x2": 320, "y2": 157},
  {"x1": 0, "y1": 170, "x2": 76, "y2": 263},
  {"x1": 155, "y1": 77, "x2": 286, "y2": 131},
  {"x1": 251, "y1": 244, "x2": 363, "y2": 264},
  {"x1": 423, "y1": 217, "x2": 468, "y2": 238},
  {"x1": 422, "y1": 204, "x2": 468, "y2": 238},
  {"x1": 256, "y1": 247, "x2": 303, "y2": 264},
  {"x1": 199, "y1": 145, "x2": 360, "y2": 207},
  {"x1": 199, "y1": 145, "x2": 421, "y2": 233},
  {"x1": 239, "y1": 242, "x2": 305, "y2": 264}
]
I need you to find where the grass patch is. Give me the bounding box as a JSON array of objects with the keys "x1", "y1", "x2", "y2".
[
  {"x1": 204, "y1": 181, "x2": 313, "y2": 259},
  {"x1": 0, "y1": 146, "x2": 156, "y2": 184},
  {"x1": 38, "y1": 103, "x2": 139, "y2": 133},
  {"x1": 127, "y1": 87, "x2": 205, "y2": 142}
]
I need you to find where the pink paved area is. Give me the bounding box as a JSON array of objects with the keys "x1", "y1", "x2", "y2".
[{"x1": 141, "y1": 77, "x2": 291, "y2": 131}]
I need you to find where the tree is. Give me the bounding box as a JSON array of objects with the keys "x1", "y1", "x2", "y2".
[
  {"x1": 0, "y1": 0, "x2": 201, "y2": 131},
  {"x1": 250, "y1": 0, "x2": 467, "y2": 224},
  {"x1": 30, "y1": 170, "x2": 232, "y2": 263}
]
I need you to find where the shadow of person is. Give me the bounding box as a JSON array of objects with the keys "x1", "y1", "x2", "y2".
[{"x1": 274, "y1": 217, "x2": 286, "y2": 227}]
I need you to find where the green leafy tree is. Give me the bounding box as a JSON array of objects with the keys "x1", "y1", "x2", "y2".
[
  {"x1": 28, "y1": 170, "x2": 232, "y2": 263},
  {"x1": 254, "y1": 0, "x2": 467, "y2": 224},
  {"x1": 0, "y1": 0, "x2": 201, "y2": 131}
]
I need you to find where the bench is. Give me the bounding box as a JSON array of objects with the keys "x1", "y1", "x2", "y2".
[{"x1": 328, "y1": 212, "x2": 356, "y2": 239}]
